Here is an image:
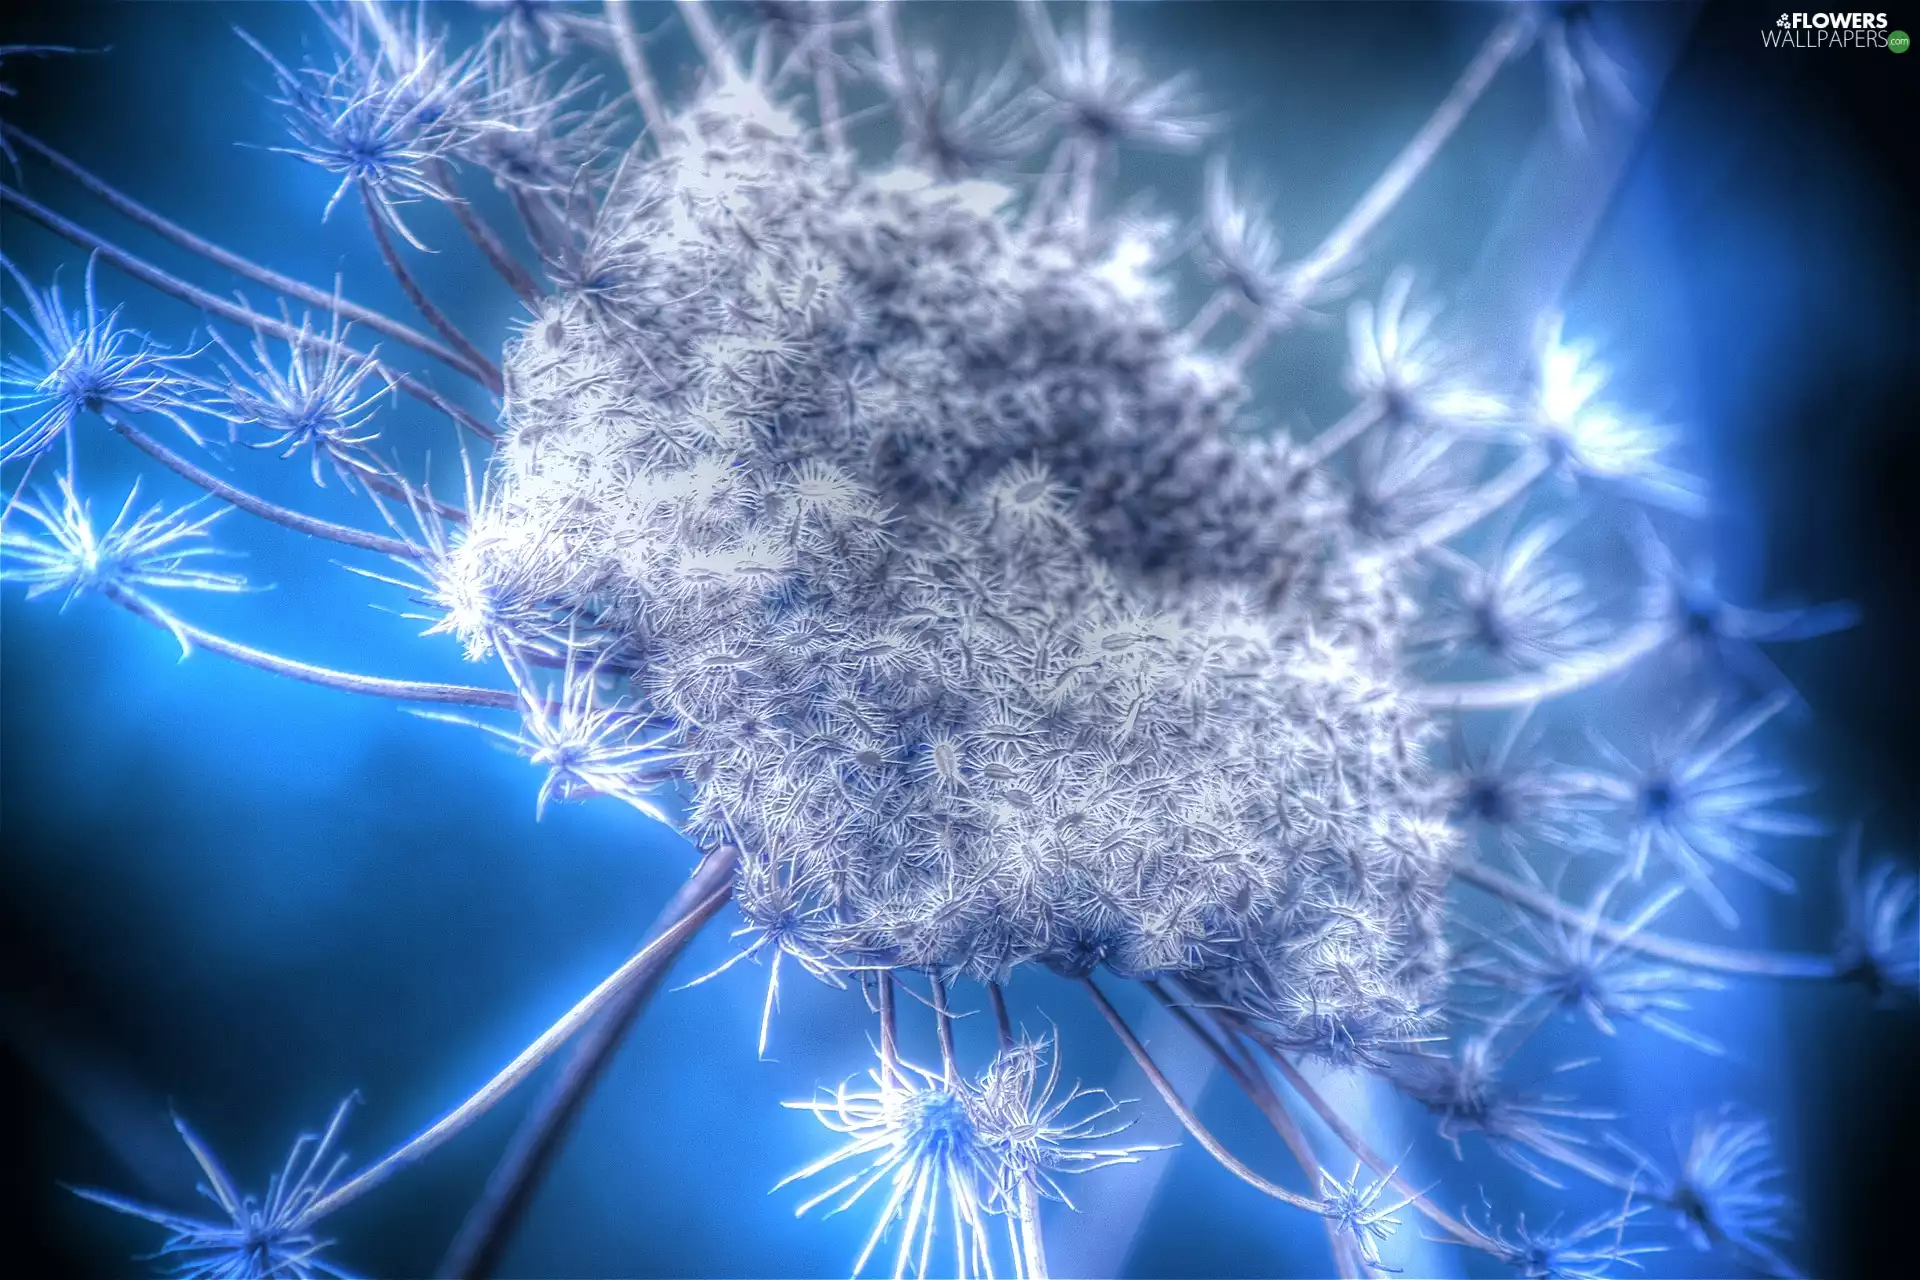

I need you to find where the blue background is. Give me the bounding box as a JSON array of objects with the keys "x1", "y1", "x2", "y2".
[{"x1": 3, "y1": 3, "x2": 1915, "y2": 1276}]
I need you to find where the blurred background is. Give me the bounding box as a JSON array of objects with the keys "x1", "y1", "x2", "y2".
[{"x1": 2, "y1": 2, "x2": 1915, "y2": 1276}]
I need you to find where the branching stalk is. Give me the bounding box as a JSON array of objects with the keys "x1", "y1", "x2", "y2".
[
  {"x1": 105, "y1": 586, "x2": 521, "y2": 708},
  {"x1": 300, "y1": 880, "x2": 735, "y2": 1227},
  {"x1": 676, "y1": 0, "x2": 736, "y2": 77},
  {"x1": 107, "y1": 412, "x2": 415, "y2": 558},
  {"x1": 988, "y1": 981, "x2": 1014, "y2": 1050},
  {"x1": 1260, "y1": 1045, "x2": 1487, "y2": 1250},
  {"x1": 1149, "y1": 983, "x2": 1359, "y2": 1278},
  {"x1": 1453, "y1": 859, "x2": 1840, "y2": 979},
  {"x1": 439, "y1": 847, "x2": 741, "y2": 1280},
  {"x1": 1412, "y1": 618, "x2": 1673, "y2": 710},
  {"x1": 429, "y1": 161, "x2": 542, "y2": 306},
  {"x1": 2, "y1": 184, "x2": 501, "y2": 444},
  {"x1": 1285, "y1": 9, "x2": 1532, "y2": 308},
  {"x1": 931, "y1": 973, "x2": 959, "y2": 1085},
  {"x1": 606, "y1": 0, "x2": 674, "y2": 146},
  {"x1": 0, "y1": 123, "x2": 481, "y2": 377},
  {"x1": 1082, "y1": 977, "x2": 1321, "y2": 1212},
  {"x1": 876, "y1": 969, "x2": 901, "y2": 1087},
  {"x1": 360, "y1": 187, "x2": 505, "y2": 394},
  {"x1": 1378, "y1": 447, "x2": 1550, "y2": 561},
  {"x1": 1300, "y1": 401, "x2": 1385, "y2": 469}
]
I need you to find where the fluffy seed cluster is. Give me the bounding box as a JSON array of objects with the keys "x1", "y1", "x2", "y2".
[{"x1": 474, "y1": 76, "x2": 1451, "y2": 1049}]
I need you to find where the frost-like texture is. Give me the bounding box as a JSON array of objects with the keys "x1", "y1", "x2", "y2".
[
  {"x1": 483, "y1": 80, "x2": 1448, "y2": 1044},
  {"x1": 6, "y1": 3, "x2": 1908, "y2": 1277}
]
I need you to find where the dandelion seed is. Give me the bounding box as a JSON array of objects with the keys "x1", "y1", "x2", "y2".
[
  {"x1": 1455, "y1": 1187, "x2": 1664, "y2": 1279},
  {"x1": 1316, "y1": 1161, "x2": 1421, "y2": 1273},
  {"x1": 1612, "y1": 1110, "x2": 1799, "y2": 1279},
  {"x1": 1834, "y1": 829, "x2": 1919, "y2": 1002},
  {"x1": 1, "y1": 256, "x2": 201, "y2": 467},
  {"x1": 421, "y1": 646, "x2": 681, "y2": 823},
  {"x1": 1574, "y1": 694, "x2": 1818, "y2": 927},
  {"x1": 71, "y1": 1098, "x2": 358, "y2": 1280},
  {"x1": 1463, "y1": 869, "x2": 1725, "y2": 1054},
  {"x1": 205, "y1": 314, "x2": 390, "y2": 487},
  {"x1": 1518, "y1": 317, "x2": 1702, "y2": 513},
  {"x1": 2, "y1": 475, "x2": 248, "y2": 650}
]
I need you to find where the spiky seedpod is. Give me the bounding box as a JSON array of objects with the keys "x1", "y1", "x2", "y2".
[{"x1": 487, "y1": 77, "x2": 1447, "y2": 1055}]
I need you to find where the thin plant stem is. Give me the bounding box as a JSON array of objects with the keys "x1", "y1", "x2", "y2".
[
  {"x1": 104, "y1": 586, "x2": 521, "y2": 709},
  {"x1": 439, "y1": 846, "x2": 742, "y2": 1280},
  {"x1": 1017, "y1": 1176, "x2": 1050, "y2": 1280},
  {"x1": 2, "y1": 184, "x2": 501, "y2": 444},
  {"x1": 877, "y1": 969, "x2": 901, "y2": 1087},
  {"x1": 931, "y1": 973, "x2": 959, "y2": 1085},
  {"x1": 1260, "y1": 1044, "x2": 1488, "y2": 1251},
  {"x1": 814, "y1": 53, "x2": 847, "y2": 160},
  {"x1": 1068, "y1": 138, "x2": 1100, "y2": 235},
  {"x1": 866, "y1": 0, "x2": 906, "y2": 103},
  {"x1": 0, "y1": 123, "x2": 481, "y2": 377},
  {"x1": 358, "y1": 466, "x2": 469, "y2": 526},
  {"x1": 430, "y1": 162, "x2": 542, "y2": 306},
  {"x1": 676, "y1": 0, "x2": 735, "y2": 76},
  {"x1": 1300, "y1": 401, "x2": 1385, "y2": 468},
  {"x1": 1148, "y1": 983, "x2": 1359, "y2": 1278},
  {"x1": 1081, "y1": 977, "x2": 1322, "y2": 1212},
  {"x1": 1376, "y1": 447, "x2": 1550, "y2": 561},
  {"x1": 299, "y1": 880, "x2": 735, "y2": 1227},
  {"x1": 1182, "y1": 289, "x2": 1234, "y2": 346},
  {"x1": 1452, "y1": 858, "x2": 1840, "y2": 979},
  {"x1": 1285, "y1": 9, "x2": 1532, "y2": 308},
  {"x1": 988, "y1": 981, "x2": 1014, "y2": 1050},
  {"x1": 360, "y1": 186, "x2": 505, "y2": 394},
  {"x1": 1411, "y1": 618, "x2": 1672, "y2": 709},
  {"x1": 606, "y1": 0, "x2": 673, "y2": 146},
  {"x1": 107, "y1": 411, "x2": 415, "y2": 558}
]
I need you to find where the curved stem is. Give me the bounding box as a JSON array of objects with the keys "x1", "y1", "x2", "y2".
[
  {"x1": 867, "y1": 0, "x2": 907, "y2": 104},
  {"x1": 676, "y1": 0, "x2": 736, "y2": 76},
  {"x1": 931, "y1": 973, "x2": 959, "y2": 1085},
  {"x1": 105, "y1": 586, "x2": 520, "y2": 709},
  {"x1": 430, "y1": 162, "x2": 542, "y2": 306},
  {"x1": 3, "y1": 184, "x2": 500, "y2": 444},
  {"x1": 876, "y1": 969, "x2": 902, "y2": 1088},
  {"x1": 988, "y1": 981, "x2": 1013, "y2": 1050},
  {"x1": 1377, "y1": 447, "x2": 1549, "y2": 561},
  {"x1": 606, "y1": 0, "x2": 674, "y2": 145},
  {"x1": 1285, "y1": 9, "x2": 1532, "y2": 307},
  {"x1": 813, "y1": 57, "x2": 847, "y2": 157},
  {"x1": 302, "y1": 879, "x2": 733, "y2": 1228},
  {"x1": 1149, "y1": 983, "x2": 1359, "y2": 1277},
  {"x1": 0, "y1": 123, "x2": 482, "y2": 378},
  {"x1": 1411, "y1": 618, "x2": 1672, "y2": 710},
  {"x1": 360, "y1": 187, "x2": 504, "y2": 395},
  {"x1": 1300, "y1": 401, "x2": 1384, "y2": 469},
  {"x1": 358, "y1": 467, "x2": 468, "y2": 527},
  {"x1": 107, "y1": 412, "x2": 415, "y2": 558},
  {"x1": 1260, "y1": 1046, "x2": 1486, "y2": 1251},
  {"x1": 439, "y1": 847, "x2": 740, "y2": 1280},
  {"x1": 1017, "y1": 1176, "x2": 1050, "y2": 1280},
  {"x1": 1182, "y1": 290, "x2": 1234, "y2": 346},
  {"x1": 1453, "y1": 858, "x2": 1840, "y2": 979},
  {"x1": 1067, "y1": 137, "x2": 1100, "y2": 235},
  {"x1": 1081, "y1": 977, "x2": 1321, "y2": 1212}
]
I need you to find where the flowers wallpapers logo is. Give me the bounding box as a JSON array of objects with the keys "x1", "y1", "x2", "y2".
[{"x1": 2, "y1": 3, "x2": 1916, "y2": 1278}]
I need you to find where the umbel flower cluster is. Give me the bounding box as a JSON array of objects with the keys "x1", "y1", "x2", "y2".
[{"x1": 1, "y1": 3, "x2": 1913, "y2": 1278}]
